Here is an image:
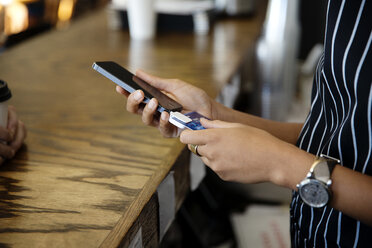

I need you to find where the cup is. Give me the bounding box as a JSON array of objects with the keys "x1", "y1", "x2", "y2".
[
  {"x1": 127, "y1": 0, "x2": 157, "y2": 40},
  {"x1": 0, "y1": 80, "x2": 12, "y2": 128}
]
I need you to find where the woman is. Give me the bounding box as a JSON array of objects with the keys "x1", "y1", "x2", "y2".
[{"x1": 118, "y1": 0, "x2": 372, "y2": 246}]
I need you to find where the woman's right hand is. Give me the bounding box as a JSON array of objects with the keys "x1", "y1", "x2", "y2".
[
  {"x1": 116, "y1": 70, "x2": 217, "y2": 137},
  {"x1": 0, "y1": 105, "x2": 27, "y2": 165}
]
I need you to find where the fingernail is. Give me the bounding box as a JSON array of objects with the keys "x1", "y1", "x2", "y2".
[
  {"x1": 161, "y1": 112, "x2": 168, "y2": 121},
  {"x1": 148, "y1": 99, "x2": 156, "y2": 110},
  {"x1": 115, "y1": 86, "x2": 121, "y2": 93},
  {"x1": 134, "y1": 91, "x2": 142, "y2": 101}
]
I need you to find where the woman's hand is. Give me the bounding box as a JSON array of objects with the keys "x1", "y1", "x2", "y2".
[
  {"x1": 180, "y1": 118, "x2": 313, "y2": 186},
  {"x1": 0, "y1": 106, "x2": 27, "y2": 165},
  {"x1": 116, "y1": 70, "x2": 218, "y2": 137}
]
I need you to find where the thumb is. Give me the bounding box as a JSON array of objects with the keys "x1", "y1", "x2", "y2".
[
  {"x1": 200, "y1": 119, "x2": 242, "y2": 129},
  {"x1": 136, "y1": 70, "x2": 176, "y2": 92}
]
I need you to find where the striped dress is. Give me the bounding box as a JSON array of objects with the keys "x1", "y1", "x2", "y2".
[{"x1": 290, "y1": 0, "x2": 372, "y2": 247}]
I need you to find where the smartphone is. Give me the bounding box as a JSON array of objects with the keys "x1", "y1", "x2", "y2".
[
  {"x1": 92, "y1": 61, "x2": 183, "y2": 113},
  {"x1": 169, "y1": 111, "x2": 208, "y2": 130}
]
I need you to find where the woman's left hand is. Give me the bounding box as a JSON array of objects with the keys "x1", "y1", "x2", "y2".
[{"x1": 179, "y1": 118, "x2": 307, "y2": 185}]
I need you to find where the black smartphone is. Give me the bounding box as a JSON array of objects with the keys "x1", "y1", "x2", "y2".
[{"x1": 92, "y1": 61, "x2": 183, "y2": 113}]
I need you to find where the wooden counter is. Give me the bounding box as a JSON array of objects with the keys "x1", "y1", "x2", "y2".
[{"x1": 0, "y1": 4, "x2": 265, "y2": 247}]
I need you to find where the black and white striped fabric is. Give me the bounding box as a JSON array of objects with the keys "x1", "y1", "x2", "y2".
[{"x1": 290, "y1": 0, "x2": 372, "y2": 247}]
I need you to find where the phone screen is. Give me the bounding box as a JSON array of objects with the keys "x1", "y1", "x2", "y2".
[{"x1": 92, "y1": 61, "x2": 183, "y2": 113}]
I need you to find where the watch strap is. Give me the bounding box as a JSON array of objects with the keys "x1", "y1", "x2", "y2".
[{"x1": 310, "y1": 154, "x2": 340, "y2": 183}]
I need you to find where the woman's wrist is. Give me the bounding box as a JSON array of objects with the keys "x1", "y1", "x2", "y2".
[
  {"x1": 269, "y1": 143, "x2": 315, "y2": 190},
  {"x1": 210, "y1": 101, "x2": 237, "y2": 121}
]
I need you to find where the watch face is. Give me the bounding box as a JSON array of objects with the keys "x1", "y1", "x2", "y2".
[{"x1": 298, "y1": 179, "x2": 330, "y2": 208}]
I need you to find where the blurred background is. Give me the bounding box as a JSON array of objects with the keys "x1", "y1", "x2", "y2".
[
  {"x1": 0, "y1": 0, "x2": 107, "y2": 49},
  {"x1": 0, "y1": 0, "x2": 326, "y2": 55}
]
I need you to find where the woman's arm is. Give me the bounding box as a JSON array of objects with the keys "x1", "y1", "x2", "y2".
[
  {"x1": 121, "y1": 70, "x2": 304, "y2": 143},
  {"x1": 328, "y1": 166, "x2": 372, "y2": 226},
  {"x1": 180, "y1": 119, "x2": 372, "y2": 226},
  {"x1": 275, "y1": 147, "x2": 372, "y2": 226},
  {"x1": 214, "y1": 102, "x2": 304, "y2": 144}
]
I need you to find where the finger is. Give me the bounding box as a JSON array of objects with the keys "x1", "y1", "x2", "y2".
[
  {"x1": 116, "y1": 86, "x2": 130, "y2": 97},
  {"x1": 200, "y1": 118, "x2": 242, "y2": 129},
  {"x1": 8, "y1": 105, "x2": 16, "y2": 112},
  {"x1": 0, "y1": 143, "x2": 15, "y2": 159},
  {"x1": 7, "y1": 105, "x2": 18, "y2": 136},
  {"x1": 201, "y1": 156, "x2": 210, "y2": 166},
  {"x1": 159, "y1": 111, "x2": 178, "y2": 138},
  {"x1": 188, "y1": 144, "x2": 211, "y2": 161},
  {"x1": 126, "y1": 90, "x2": 144, "y2": 114},
  {"x1": 187, "y1": 144, "x2": 198, "y2": 155},
  {"x1": 142, "y1": 98, "x2": 158, "y2": 126},
  {"x1": 21, "y1": 121, "x2": 27, "y2": 139},
  {"x1": 179, "y1": 129, "x2": 208, "y2": 145},
  {"x1": 136, "y1": 70, "x2": 178, "y2": 92},
  {"x1": 0, "y1": 126, "x2": 12, "y2": 142},
  {"x1": 10, "y1": 121, "x2": 26, "y2": 151},
  {"x1": 188, "y1": 144, "x2": 198, "y2": 156},
  {"x1": 194, "y1": 144, "x2": 207, "y2": 158}
]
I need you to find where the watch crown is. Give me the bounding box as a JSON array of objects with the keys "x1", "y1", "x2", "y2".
[{"x1": 327, "y1": 179, "x2": 332, "y2": 187}]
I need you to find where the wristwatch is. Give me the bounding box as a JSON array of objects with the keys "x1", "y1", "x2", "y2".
[{"x1": 296, "y1": 154, "x2": 340, "y2": 208}]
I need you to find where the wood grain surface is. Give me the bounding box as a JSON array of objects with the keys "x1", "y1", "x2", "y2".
[{"x1": 0, "y1": 3, "x2": 265, "y2": 247}]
